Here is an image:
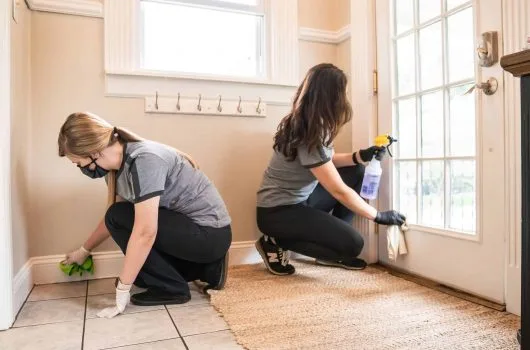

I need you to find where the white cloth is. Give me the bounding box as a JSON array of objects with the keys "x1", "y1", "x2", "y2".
[{"x1": 387, "y1": 223, "x2": 408, "y2": 261}]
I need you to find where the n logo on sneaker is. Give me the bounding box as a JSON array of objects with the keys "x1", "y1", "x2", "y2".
[{"x1": 267, "y1": 252, "x2": 279, "y2": 263}]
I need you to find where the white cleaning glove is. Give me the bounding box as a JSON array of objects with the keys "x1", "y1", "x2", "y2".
[
  {"x1": 64, "y1": 246, "x2": 91, "y2": 265},
  {"x1": 97, "y1": 280, "x2": 132, "y2": 319}
]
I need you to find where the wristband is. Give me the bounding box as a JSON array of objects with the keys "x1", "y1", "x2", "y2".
[{"x1": 352, "y1": 152, "x2": 359, "y2": 165}]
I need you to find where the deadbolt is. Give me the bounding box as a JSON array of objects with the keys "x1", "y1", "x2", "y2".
[{"x1": 476, "y1": 31, "x2": 498, "y2": 67}]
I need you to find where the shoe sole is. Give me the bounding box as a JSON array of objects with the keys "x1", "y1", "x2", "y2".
[
  {"x1": 255, "y1": 239, "x2": 294, "y2": 276},
  {"x1": 131, "y1": 295, "x2": 191, "y2": 306},
  {"x1": 315, "y1": 259, "x2": 367, "y2": 270}
]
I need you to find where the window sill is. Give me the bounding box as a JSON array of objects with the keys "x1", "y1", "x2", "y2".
[
  {"x1": 104, "y1": 69, "x2": 298, "y2": 106},
  {"x1": 406, "y1": 224, "x2": 480, "y2": 242}
]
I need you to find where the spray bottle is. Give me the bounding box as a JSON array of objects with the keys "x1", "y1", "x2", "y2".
[{"x1": 360, "y1": 134, "x2": 398, "y2": 200}]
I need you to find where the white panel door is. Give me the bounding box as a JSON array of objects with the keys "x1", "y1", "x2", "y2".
[{"x1": 376, "y1": 0, "x2": 505, "y2": 303}]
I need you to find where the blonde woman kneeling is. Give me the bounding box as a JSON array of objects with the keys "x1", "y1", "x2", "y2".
[{"x1": 58, "y1": 112, "x2": 231, "y2": 318}]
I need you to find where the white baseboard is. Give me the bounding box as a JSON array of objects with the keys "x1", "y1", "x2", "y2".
[
  {"x1": 12, "y1": 260, "x2": 32, "y2": 319},
  {"x1": 228, "y1": 240, "x2": 261, "y2": 265},
  {"x1": 30, "y1": 240, "x2": 260, "y2": 285},
  {"x1": 32, "y1": 251, "x2": 124, "y2": 285}
]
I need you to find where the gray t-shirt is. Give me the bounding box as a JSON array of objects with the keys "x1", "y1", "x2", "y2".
[
  {"x1": 113, "y1": 141, "x2": 231, "y2": 228},
  {"x1": 257, "y1": 144, "x2": 333, "y2": 207}
]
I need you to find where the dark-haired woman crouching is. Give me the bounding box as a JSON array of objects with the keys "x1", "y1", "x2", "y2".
[{"x1": 255, "y1": 63, "x2": 406, "y2": 276}]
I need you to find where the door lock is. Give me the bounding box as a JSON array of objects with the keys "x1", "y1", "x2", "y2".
[
  {"x1": 476, "y1": 31, "x2": 498, "y2": 67},
  {"x1": 464, "y1": 77, "x2": 498, "y2": 96}
]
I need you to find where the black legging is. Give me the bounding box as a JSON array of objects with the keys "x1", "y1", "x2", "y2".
[
  {"x1": 257, "y1": 165, "x2": 365, "y2": 262},
  {"x1": 105, "y1": 202, "x2": 232, "y2": 296}
]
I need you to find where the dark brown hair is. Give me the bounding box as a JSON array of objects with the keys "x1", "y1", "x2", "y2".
[{"x1": 273, "y1": 63, "x2": 352, "y2": 160}]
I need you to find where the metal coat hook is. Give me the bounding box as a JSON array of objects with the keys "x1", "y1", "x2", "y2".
[
  {"x1": 217, "y1": 95, "x2": 223, "y2": 112},
  {"x1": 237, "y1": 96, "x2": 243, "y2": 113},
  {"x1": 176, "y1": 93, "x2": 181, "y2": 111},
  {"x1": 155, "y1": 91, "x2": 159, "y2": 110},
  {"x1": 197, "y1": 94, "x2": 202, "y2": 112},
  {"x1": 256, "y1": 97, "x2": 262, "y2": 114}
]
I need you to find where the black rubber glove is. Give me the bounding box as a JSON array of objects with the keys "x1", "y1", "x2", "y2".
[
  {"x1": 359, "y1": 146, "x2": 386, "y2": 162},
  {"x1": 374, "y1": 210, "x2": 406, "y2": 226}
]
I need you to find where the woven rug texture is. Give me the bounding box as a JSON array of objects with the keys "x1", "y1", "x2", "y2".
[{"x1": 209, "y1": 262, "x2": 520, "y2": 350}]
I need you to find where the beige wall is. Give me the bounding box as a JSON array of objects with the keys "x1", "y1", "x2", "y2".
[
  {"x1": 299, "y1": 0, "x2": 350, "y2": 30},
  {"x1": 27, "y1": 6, "x2": 352, "y2": 257},
  {"x1": 11, "y1": 4, "x2": 31, "y2": 273}
]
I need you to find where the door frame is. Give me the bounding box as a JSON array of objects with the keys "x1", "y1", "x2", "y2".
[
  {"x1": 350, "y1": 0, "x2": 380, "y2": 263},
  {"x1": 0, "y1": 0, "x2": 14, "y2": 331}
]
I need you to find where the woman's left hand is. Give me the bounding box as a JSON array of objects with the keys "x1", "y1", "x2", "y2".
[{"x1": 97, "y1": 280, "x2": 132, "y2": 318}]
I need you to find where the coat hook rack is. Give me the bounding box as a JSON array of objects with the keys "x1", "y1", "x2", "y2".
[{"x1": 144, "y1": 93, "x2": 266, "y2": 118}]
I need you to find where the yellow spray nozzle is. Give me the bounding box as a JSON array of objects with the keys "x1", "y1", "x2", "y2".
[
  {"x1": 374, "y1": 134, "x2": 398, "y2": 157},
  {"x1": 375, "y1": 134, "x2": 391, "y2": 147}
]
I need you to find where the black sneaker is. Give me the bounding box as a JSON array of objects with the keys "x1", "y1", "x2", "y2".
[
  {"x1": 131, "y1": 289, "x2": 191, "y2": 306},
  {"x1": 255, "y1": 236, "x2": 295, "y2": 275},
  {"x1": 315, "y1": 258, "x2": 367, "y2": 270},
  {"x1": 202, "y1": 253, "x2": 229, "y2": 293}
]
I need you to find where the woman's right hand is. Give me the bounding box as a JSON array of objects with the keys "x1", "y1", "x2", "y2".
[
  {"x1": 64, "y1": 246, "x2": 91, "y2": 265},
  {"x1": 374, "y1": 210, "x2": 406, "y2": 226}
]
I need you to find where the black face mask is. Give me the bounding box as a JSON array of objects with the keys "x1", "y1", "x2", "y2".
[{"x1": 78, "y1": 157, "x2": 109, "y2": 179}]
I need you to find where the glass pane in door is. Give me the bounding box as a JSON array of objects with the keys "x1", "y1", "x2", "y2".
[
  {"x1": 449, "y1": 160, "x2": 476, "y2": 232},
  {"x1": 449, "y1": 84, "x2": 475, "y2": 156},
  {"x1": 419, "y1": 0, "x2": 440, "y2": 23},
  {"x1": 421, "y1": 161, "x2": 444, "y2": 227},
  {"x1": 421, "y1": 90, "x2": 444, "y2": 157},
  {"x1": 397, "y1": 161, "x2": 418, "y2": 223},
  {"x1": 396, "y1": 34, "x2": 416, "y2": 96},
  {"x1": 419, "y1": 21, "x2": 443, "y2": 90},
  {"x1": 395, "y1": 0, "x2": 414, "y2": 34},
  {"x1": 447, "y1": 0, "x2": 470, "y2": 11},
  {"x1": 447, "y1": 7, "x2": 474, "y2": 82},
  {"x1": 397, "y1": 98, "x2": 417, "y2": 158}
]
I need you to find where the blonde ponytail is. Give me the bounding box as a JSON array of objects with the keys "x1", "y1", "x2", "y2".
[{"x1": 59, "y1": 112, "x2": 199, "y2": 209}]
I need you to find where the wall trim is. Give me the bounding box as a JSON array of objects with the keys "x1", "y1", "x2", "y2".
[
  {"x1": 28, "y1": 241, "x2": 260, "y2": 285},
  {"x1": 26, "y1": 0, "x2": 103, "y2": 18},
  {"x1": 12, "y1": 261, "x2": 32, "y2": 320},
  {"x1": 299, "y1": 25, "x2": 351, "y2": 44}
]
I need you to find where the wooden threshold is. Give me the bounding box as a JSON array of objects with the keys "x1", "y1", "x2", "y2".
[{"x1": 374, "y1": 263, "x2": 506, "y2": 312}]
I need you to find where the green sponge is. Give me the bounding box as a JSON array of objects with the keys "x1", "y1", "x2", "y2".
[{"x1": 59, "y1": 256, "x2": 95, "y2": 276}]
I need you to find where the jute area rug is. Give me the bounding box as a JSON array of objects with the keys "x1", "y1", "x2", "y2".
[{"x1": 209, "y1": 261, "x2": 520, "y2": 350}]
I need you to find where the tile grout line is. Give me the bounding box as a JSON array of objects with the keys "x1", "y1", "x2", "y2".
[
  {"x1": 165, "y1": 305, "x2": 190, "y2": 350},
  {"x1": 101, "y1": 337, "x2": 182, "y2": 350},
  {"x1": 10, "y1": 319, "x2": 84, "y2": 330},
  {"x1": 12, "y1": 284, "x2": 35, "y2": 326},
  {"x1": 81, "y1": 280, "x2": 89, "y2": 350},
  {"x1": 26, "y1": 295, "x2": 89, "y2": 303}
]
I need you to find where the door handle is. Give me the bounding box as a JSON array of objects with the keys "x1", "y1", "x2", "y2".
[{"x1": 464, "y1": 77, "x2": 498, "y2": 96}]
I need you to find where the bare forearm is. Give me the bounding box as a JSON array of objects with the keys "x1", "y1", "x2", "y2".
[
  {"x1": 335, "y1": 187, "x2": 377, "y2": 220},
  {"x1": 332, "y1": 152, "x2": 362, "y2": 168},
  {"x1": 83, "y1": 219, "x2": 111, "y2": 251},
  {"x1": 119, "y1": 232, "x2": 155, "y2": 285}
]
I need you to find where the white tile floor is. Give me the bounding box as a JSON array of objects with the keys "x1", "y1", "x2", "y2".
[{"x1": 0, "y1": 279, "x2": 243, "y2": 350}]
